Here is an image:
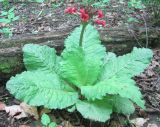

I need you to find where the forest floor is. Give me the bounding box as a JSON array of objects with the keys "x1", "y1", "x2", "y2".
[{"x1": 0, "y1": 1, "x2": 154, "y2": 39}]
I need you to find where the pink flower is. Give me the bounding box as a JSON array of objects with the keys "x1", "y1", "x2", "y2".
[
  {"x1": 79, "y1": 8, "x2": 86, "y2": 14},
  {"x1": 97, "y1": 10, "x2": 104, "y2": 18},
  {"x1": 79, "y1": 8, "x2": 90, "y2": 22},
  {"x1": 94, "y1": 19, "x2": 106, "y2": 27},
  {"x1": 64, "y1": 7, "x2": 77, "y2": 14}
]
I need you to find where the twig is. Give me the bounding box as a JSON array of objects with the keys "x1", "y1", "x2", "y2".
[
  {"x1": 142, "y1": 12, "x2": 149, "y2": 48},
  {"x1": 146, "y1": 108, "x2": 160, "y2": 113},
  {"x1": 138, "y1": 78, "x2": 158, "y2": 81},
  {"x1": 127, "y1": 25, "x2": 142, "y2": 48}
]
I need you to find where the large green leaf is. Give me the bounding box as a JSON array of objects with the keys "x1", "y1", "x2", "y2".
[
  {"x1": 60, "y1": 25, "x2": 106, "y2": 87},
  {"x1": 100, "y1": 47, "x2": 153, "y2": 80},
  {"x1": 106, "y1": 95, "x2": 135, "y2": 115},
  {"x1": 81, "y1": 48, "x2": 153, "y2": 109},
  {"x1": 64, "y1": 24, "x2": 106, "y2": 61},
  {"x1": 81, "y1": 77, "x2": 145, "y2": 108},
  {"x1": 76, "y1": 100, "x2": 112, "y2": 122},
  {"x1": 6, "y1": 71, "x2": 78, "y2": 109},
  {"x1": 60, "y1": 47, "x2": 101, "y2": 87},
  {"x1": 23, "y1": 44, "x2": 56, "y2": 72},
  {"x1": 65, "y1": 24, "x2": 100, "y2": 48}
]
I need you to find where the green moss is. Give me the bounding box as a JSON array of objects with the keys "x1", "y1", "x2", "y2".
[
  {"x1": 0, "y1": 63, "x2": 12, "y2": 73},
  {"x1": 0, "y1": 56, "x2": 22, "y2": 73}
]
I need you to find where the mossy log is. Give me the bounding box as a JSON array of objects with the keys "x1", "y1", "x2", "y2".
[{"x1": 0, "y1": 26, "x2": 160, "y2": 81}]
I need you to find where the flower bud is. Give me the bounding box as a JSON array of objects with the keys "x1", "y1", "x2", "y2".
[
  {"x1": 97, "y1": 10, "x2": 104, "y2": 18},
  {"x1": 79, "y1": 8, "x2": 90, "y2": 22},
  {"x1": 94, "y1": 19, "x2": 106, "y2": 27},
  {"x1": 64, "y1": 7, "x2": 77, "y2": 14}
]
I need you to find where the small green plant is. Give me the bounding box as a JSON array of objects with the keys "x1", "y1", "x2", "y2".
[
  {"x1": 74, "y1": 0, "x2": 110, "y2": 8},
  {"x1": 142, "y1": 0, "x2": 160, "y2": 25},
  {"x1": 41, "y1": 113, "x2": 57, "y2": 127},
  {"x1": 51, "y1": 1, "x2": 64, "y2": 9},
  {"x1": 0, "y1": 27, "x2": 12, "y2": 37},
  {"x1": 0, "y1": 7, "x2": 19, "y2": 37},
  {"x1": 0, "y1": 7, "x2": 19, "y2": 24},
  {"x1": 128, "y1": 0, "x2": 144, "y2": 9},
  {"x1": 6, "y1": 6, "x2": 153, "y2": 123},
  {"x1": 32, "y1": 0, "x2": 45, "y2": 3},
  {"x1": 0, "y1": 0, "x2": 10, "y2": 9}
]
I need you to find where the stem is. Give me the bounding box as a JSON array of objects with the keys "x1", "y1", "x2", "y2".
[
  {"x1": 79, "y1": 23, "x2": 88, "y2": 47},
  {"x1": 142, "y1": 12, "x2": 148, "y2": 48},
  {"x1": 65, "y1": 81, "x2": 82, "y2": 99}
]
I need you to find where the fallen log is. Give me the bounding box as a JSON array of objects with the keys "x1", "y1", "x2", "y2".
[{"x1": 0, "y1": 26, "x2": 160, "y2": 81}]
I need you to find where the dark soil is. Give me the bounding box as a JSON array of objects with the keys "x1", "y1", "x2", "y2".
[{"x1": 0, "y1": 2, "x2": 80, "y2": 39}]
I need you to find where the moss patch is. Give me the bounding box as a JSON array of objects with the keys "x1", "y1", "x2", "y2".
[{"x1": 0, "y1": 56, "x2": 22, "y2": 73}]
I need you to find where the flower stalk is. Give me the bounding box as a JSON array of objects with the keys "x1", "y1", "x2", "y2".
[{"x1": 79, "y1": 23, "x2": 88, "y2": 47}]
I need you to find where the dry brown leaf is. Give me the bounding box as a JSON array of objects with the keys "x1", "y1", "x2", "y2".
[
  {"x1": 5, "y1": 105, "x2": 28, "y2": 119},
  {"x1": 131, "y1": 118, "x2": 149, "y2": 127},
  {"x1": 19, "y1": 125, "x2": 30, "y2": 127},
  {"x1": 0, "y1": 101, "x2": 6, "y2": 110},
  {"x1": 0, "y1": 23, "x2": 7, "y2": 27},
  {"x1": 0, "y1": 102, "x2": 38, "y2": 120},
  {"x1": 59, "y1": 121, "x2": 73, "y2": 127},
  {"x1": 39, "y1": 108, "x2": 51, "y2": 116},
  {"x1": 20, "y1": 102, "x2": 39, "y2": 120}
]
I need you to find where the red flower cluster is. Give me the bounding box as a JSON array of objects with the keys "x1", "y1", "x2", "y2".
[
  {"x1": 94, "y1": 10, "x2": 106, "y2": 27},
  {"x1": 79, "y1": 8, "x2": 89, "y2": 22},
  {"x1": 64, "y1": 7, "x2": 89, "y2": 22},
  {"x1": 64, "y1": 7, "x2": 77, "y2": 14},
  {"x1": 64, "y1": 7, "x2": 106, "y2": 27}
]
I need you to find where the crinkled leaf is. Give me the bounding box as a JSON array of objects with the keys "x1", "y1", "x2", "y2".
[
  {"x1": 23, "y1": 44, "x2": 56, "y2": 72},
  {"x1": 81, "y1": 48, "x2": 152, "y2": 109},
  {"x1": 106, "y1": 95, "x2": 135, "y2": 115},
  {"x1": 60, "y1": 47, "x2": 101, "y2": 87},
  {"x1": 100, "y1": 48, "x2": 153, "y2": 80},
  {"x1": 64, "y1": 24, "x2": 106, "y2": 61},
  {"x1": 103, "y1": 52, "x2": 116, "y2": 65},
  {"x1": 81, "y1": 77, "x2": 145, "y2": 108},
  {"x1": 61, "y1": 24, "x2": 106, "y2": 87},
  {"x1": 6, "y1": 71, "x2": 78, "y2": 109},
  {"x1": 99, "y1": 52, "x2": 116, "y2": 76},
  {"x1": 76, "y1": 100, "x2": 112, "y2": 122}
]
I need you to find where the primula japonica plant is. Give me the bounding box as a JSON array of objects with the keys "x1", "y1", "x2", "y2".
[{"x1": 6, "y1": 6, "x2": 153, "y2": 122}]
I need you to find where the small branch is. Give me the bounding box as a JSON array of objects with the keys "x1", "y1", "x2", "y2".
[
  {"x1": 146, "y1": 108, "x2": 160, "y2": 113},
  {"x1": 127, "y1": 25, "x2": 142, "y2": 48},
  {"x1": 142, "y1": 12, "x2": 149, "y2": 48}
]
